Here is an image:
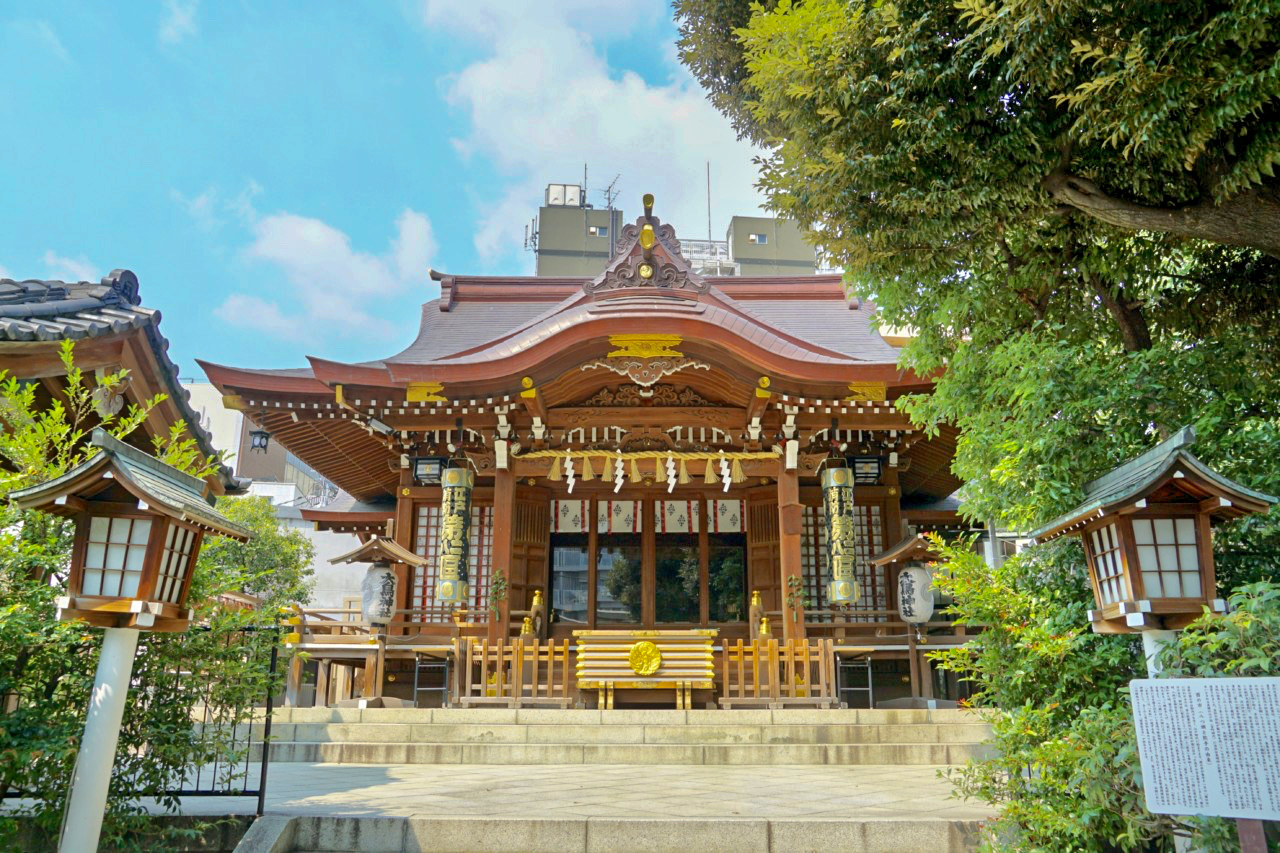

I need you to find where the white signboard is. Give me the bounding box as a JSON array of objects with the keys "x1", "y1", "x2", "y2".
[{"x1": 1129, "y1": 677, "x2": 1280, "y2": 820}]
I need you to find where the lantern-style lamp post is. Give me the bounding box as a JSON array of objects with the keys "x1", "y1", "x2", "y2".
[
  {"x1": 10, "y1": 429, "x2": 250, "y2": 853},
  {"x1": 1030, "y1": 427, "x2": 1276, "y2": 672},
  {"x1": 873, "y1": 534, "x2": 942, "y2": 701},
  {"x1": 330, "y1": 536, "x2": 426, "y2": 626}
]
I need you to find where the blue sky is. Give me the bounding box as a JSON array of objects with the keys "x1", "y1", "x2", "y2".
[{"x1": 0, "y1": 1, "x2": 764, "y2": 374}]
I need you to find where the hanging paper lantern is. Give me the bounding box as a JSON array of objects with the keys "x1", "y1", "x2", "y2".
[
  {"x1": 821, "y1": 466, "x2": 860, "y2": 605},
  {"x1": 897, "y1": 565, "x2": 934, "y2": 624},
  {"x1": 361, "y1": 563, "x2": 398, "y2": 624},
  {"x1": 435, "y1": 466, "x2": 475, "y2": 604}
]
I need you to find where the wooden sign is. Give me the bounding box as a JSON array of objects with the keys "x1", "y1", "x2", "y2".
[{"x1": 1130, "y1": 678, "x2": 1280, "y2": 821}]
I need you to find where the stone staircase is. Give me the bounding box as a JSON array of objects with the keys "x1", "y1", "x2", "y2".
[{"x1": 261, "y1": 707, "x2": 992, "y2": 766}]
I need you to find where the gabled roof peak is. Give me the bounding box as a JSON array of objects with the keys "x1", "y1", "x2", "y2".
[{"x1": 586, "y1": 196, "x2": 709, "y2": 299}]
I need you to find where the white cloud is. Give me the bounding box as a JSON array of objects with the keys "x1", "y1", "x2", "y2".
[
  {"x1": 217, "y1": 207, "x2": 436, "y2": 343},
  {"x1": 43, "y1": 251, "x2": 99, "y2": 282},
  {"x1": 171, "y1": 187, "x2": 221, "y2": 231},
  {"x1": 418, "y1": 0, "x2": 766, "y2": 268},
  {"x1": 11, "y1": 19, "x2": 71, "y2": 63},
  {"x1": 0, "y1": 264, "x2": 12, "y2": 280},
  {"x1": 159, "y1": 0, "x2": 198, "y2": 45}
]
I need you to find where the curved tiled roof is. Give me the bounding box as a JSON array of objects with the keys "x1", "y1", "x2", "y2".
[{"x1": 0, "y1": 270, "x2": 246, "y2": 494}]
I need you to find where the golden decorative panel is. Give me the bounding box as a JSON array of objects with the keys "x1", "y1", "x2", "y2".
[
  {"x1": 607, "y1": 334, "x2": 684, "y2": 358},
  {"x1": 406, "y1": 381, "x2": 446, "y2": 403},
  {"x1": 844, "y1": 381, "x2": 888, "y2": 403}
]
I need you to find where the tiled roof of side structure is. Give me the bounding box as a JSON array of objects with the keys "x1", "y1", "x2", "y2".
[{"x1": 0, "y1": 270, "x2": 246, "y2": 494}]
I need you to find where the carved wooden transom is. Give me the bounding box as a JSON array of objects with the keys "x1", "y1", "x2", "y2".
[{"x1": 576, "y1": 383, "x2": 724, "y2": 407}]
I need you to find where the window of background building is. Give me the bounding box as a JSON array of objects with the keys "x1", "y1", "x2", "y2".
[
  {"x1": 548, "y1": 533, "x2": 589, "y2": 625},
  {"x1": 747, "y1": 233, "x2": 767, "y2": 244},
  {"x1": 708, "y1": 533, "x2": 747, "y2": 622},
  {"x1": 596, "y1": 534, "x2": 642, "y2": 623},
  {"x1": 654, "y1": 532, "x2": 700, "y2": 623},
  {"x1": 588, "y1": 225, "x2": 608, "y2": 237}
]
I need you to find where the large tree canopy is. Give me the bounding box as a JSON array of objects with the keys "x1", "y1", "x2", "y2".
[{"x1": 676, "y1": 0, "x2": 1280, "y2": 534}]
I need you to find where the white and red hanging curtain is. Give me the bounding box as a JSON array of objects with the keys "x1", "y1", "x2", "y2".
[
  {"x1": 707, "y1": 499, "x2": 744, "y2": 533},
  {"x1": 596, "y1": 500, "x2": 641, "y2": 533},
  {"x1": 410, "y1": 504, "x2": 493, "y2": 622},
  {"x1": 551, "y1": 500, "x2": 590, "y2": 533},
  {"x1": 656, "y1": 500, "x2": 699, "y2": 533}
]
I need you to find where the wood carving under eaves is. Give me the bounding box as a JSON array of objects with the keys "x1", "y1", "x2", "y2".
[
  {"x1": 577, "y1": 384, "x2": 722, "y2": 407},
  {"x1": 579, "y1": 357, "x2": 710, "y2": 387}
]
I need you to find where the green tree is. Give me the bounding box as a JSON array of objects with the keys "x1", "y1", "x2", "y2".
[
  {"x1": 928, "y1": 536, "x2": 1271, "y2": 851},
  {"x1": 675, "y1": 0, "x2": 1280, "y2": 532},
  {"x1": 0, "y1": 342, "x2": 309, "y2": 851}
]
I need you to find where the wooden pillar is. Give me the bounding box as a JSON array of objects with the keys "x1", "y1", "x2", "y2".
[
  {"x1": 906, "y1": 629, "x2": 921, "y2": 699},
  {"x1": 284, "y1": 654, "x2": 304, "y2": 707},
  {"x1": 361, "y1": 652, "x2": 377, "y2": 698},
  {"x1": 393, "y1": 471, "x2": 415, "y2": 635},
  {"x1": 883, "y1": 467, "x2": 903, "y2": 615},
  {"x1": 488, "y1": 469, "x2": 517, "y2": 642},
  {"x1": 315, "y1": 660, "x2": 330, "y2": 708},
  {"x1": 920, "y1": 648, "x2": 934, "y2": 699},
  {"x1": 777, "y1": 468, "x2": 806, "y2": 640},
  {"x1": 697, "y1": 496, "x2": 710, "y2": 626}
]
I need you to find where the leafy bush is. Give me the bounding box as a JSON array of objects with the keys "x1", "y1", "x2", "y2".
[{"x1": 0, "y1": 343, "x2": 313, "y2": 851}]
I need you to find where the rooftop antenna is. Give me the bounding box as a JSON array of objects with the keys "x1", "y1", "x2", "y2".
[
  {"x1": 601, "y1": 174, "x2": 621, "y2": 210},
  {"x1": 523, "y1": 216, "x2": 538, "y2": 252}
]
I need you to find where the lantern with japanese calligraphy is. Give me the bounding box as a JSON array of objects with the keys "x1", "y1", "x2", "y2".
[
  {"x1": 435, "y1": 466, "x2": 475, "y2": 604},
  {"x1": 897, "y1": 566, "x2": 934, "y2": 625},
  {"x1": 1030, "y1": 427, "x2": 1277, "y2": 635},
  {"x1": 329, "y1": 537, "x2": 425, "y2": 626},
  {"x1": 820, "y1": 466, "x2": 860, "y2": 605}
]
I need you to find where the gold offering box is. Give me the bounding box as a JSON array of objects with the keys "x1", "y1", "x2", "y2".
[{"x1": 573, "y1": 629, "x2": 718, "y2": 690}]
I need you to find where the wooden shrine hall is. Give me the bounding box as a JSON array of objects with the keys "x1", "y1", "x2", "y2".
[{"x1": 201, "y1": 196, "x2": 972, "y2": 710}]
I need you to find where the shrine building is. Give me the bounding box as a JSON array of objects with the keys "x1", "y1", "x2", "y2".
[{"x1": 201, "y1": 198, "x2": 971, "y2": 710}]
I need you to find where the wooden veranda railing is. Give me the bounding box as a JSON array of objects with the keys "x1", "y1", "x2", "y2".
[
  {"x1": 718, "y1": 638, "x2": 838, "y2": 709},
  {"x1": 457, "y1": 637, "x2": 574, "y2": 708}
]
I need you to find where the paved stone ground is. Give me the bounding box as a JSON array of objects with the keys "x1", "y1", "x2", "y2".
[{"x1": 162, "y1": 763, "x2": 991, "y2": 821}]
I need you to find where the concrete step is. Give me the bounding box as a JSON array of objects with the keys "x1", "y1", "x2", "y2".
[
  {"x1": 261, "y1": 740, "x2": 991, "y2": 765},
  {"x1": 252, "y1": 707, "x2": 992, "y2": 766},
  {"x1": 236, "y1": 814, "x2": 983, "y2": 853}
]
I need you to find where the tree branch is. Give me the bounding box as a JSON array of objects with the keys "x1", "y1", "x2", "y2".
[
  {"x1": 1086, "y1": 272, "x2": 1151, "y2": 353},
  {"x1": 1043, "y1": 169, "x2": 1280, "y2": 259}
]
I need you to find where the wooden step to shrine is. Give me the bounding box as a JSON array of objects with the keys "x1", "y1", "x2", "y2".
[{"x1": 255, "y1": 707, "x2": 993, "y2": 766}]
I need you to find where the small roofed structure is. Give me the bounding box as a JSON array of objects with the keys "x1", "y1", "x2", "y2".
[
  {"x1": 330, "y1": 536, "x2": 426, "y2": 569},
  {"x1": 1030, "y1": 426, "x2": 1277, "y2": 633},
  {"x1": 10, "y1": 429, "x2": 250, "y2": 631},
  {"x1": 871, "y1": 533, "x2": 941, "y2": 569}
]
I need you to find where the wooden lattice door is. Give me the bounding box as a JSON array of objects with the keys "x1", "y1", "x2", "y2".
[{"x1": 746, "y1": 487, "x2": 782, "y2": 612}]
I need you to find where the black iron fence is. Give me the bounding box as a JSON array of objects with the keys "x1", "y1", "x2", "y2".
[{"x1": 2, "y1": 624, "x2": 280, "y2": 817}]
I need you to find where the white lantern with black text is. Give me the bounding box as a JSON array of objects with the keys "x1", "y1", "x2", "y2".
[{"x1": 897, "y1": 565, "x2": 935, "y2": 625}]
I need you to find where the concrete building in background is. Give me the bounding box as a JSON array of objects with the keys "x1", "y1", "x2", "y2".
[{"x1": 530, "y1": 182, "x2": 817, "y2": 277}]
